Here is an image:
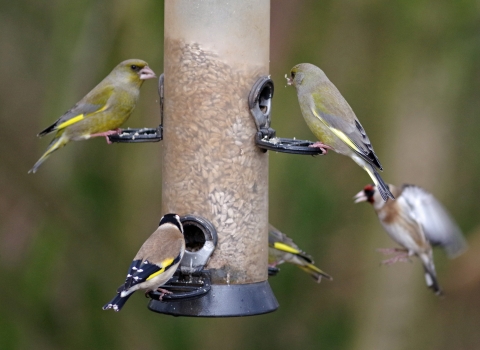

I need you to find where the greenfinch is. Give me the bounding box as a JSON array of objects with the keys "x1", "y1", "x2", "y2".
[
  {"x1": 287, "y1": 63, "x2": 393, "y2": 201},
  {"x1": 103, "y1": 214, "x2": 185, "y2": 312},
  {"x1": 354, "y1": 184, "x2": 467, "y2": 295},
  {"x1": 29, "y1": 59, "x2": 156, "y2": 173},
  {"x1": 269, "y1": 224, "x2": 332, "y2": 282}
]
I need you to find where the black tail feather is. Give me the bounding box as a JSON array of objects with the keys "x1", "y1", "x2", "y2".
[
  {"x1": 38, "y1": 123, "x2": 57, "y2": 137},
  {"x1": 423, "y1": 266, "x2": 443, "y2": 296},
  {"x1": 372, "y1": 167, "x2": 394, "y2": 201},
  {"x1": 102, "y1": 292, "x2": 134, "y2": 312}
]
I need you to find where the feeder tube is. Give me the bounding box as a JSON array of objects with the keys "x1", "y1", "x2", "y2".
[{"x1": 162, "y1": 0, "x2": 270, "y2": 285}]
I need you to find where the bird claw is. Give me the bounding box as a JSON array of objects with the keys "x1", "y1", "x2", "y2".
[
  {"x1": 376, "y1": 248, "x2": 408, "y2": 255},
  {"x1": 309, "y1": 142, "x2": 332, "y2": 154},
  {"x1": 89, "y1": 129, "x2": 122, "y2": 144},
  {"x1": 377, "y1": 248, "x2": 411, "y2": 265},
  {"x1": 157, "y1": 288, "x2": 173, "y2": 301},
  {"x1": 144, "y1": 287, "x2": 173, "y2": 301},
  {"x1": 381, "y1": 255, "x2": 411, "y2": 265}
]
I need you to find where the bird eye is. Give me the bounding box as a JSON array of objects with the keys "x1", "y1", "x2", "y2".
[
  {"x1": 291, "y1": 72, "x2": 296, "y2": 79},
  {"x1": 131, "y1": 65, "x2": 138, "y2": 71}
]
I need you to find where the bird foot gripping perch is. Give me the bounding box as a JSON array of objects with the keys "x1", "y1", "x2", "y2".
[
  {"x1": 107, "y1": 74, "x2": 165, "y2": 143},
  {"x1": 248, "y1": 76, "x2": 325, "y2": 155},
  {"x1": 88, "y1": 128, "x2": 121, "y2": 144}
]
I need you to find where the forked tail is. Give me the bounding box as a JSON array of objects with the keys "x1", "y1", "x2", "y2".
[
  {"x1": 419, "y1": 253, "x2": 443, "y2": 296},
  {"x1": 29, "y1": 132, "x2": 68, "y2": 174},
  {"x1": 102, "y1": 292, "x2": 134, "y2": 312},
  {"x1": 364, "y1": 164, "x2": 394, "y2": 201},
  {"x1": 298, "y1": 263, "x2": 333, "y2": 283}
]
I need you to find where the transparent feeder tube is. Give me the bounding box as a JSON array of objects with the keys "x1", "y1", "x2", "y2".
[{"x1": 162, "y1": 0, "x2": 270, "y2": 284}]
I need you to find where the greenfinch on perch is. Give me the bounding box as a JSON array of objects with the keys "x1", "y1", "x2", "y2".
[
  {"x1": 29, "y1": 59, "x2": 156, "y2": 173},
  {"x1": 287, "y1": 63, "x2": 393, "y2": 201}
]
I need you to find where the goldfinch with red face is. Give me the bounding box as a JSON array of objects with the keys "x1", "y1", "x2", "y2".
[
  {"x1": 354, "y1": 184, "x2": 467, "y2": 295},
  {"x1": 29, "y1": 59, "x2": 156, "y2": 173},
  {"x1": 103, "y1": 214, "x2": 185, "y2": 312},
  {"x1": 269, "y1": 224, "x2": 332, "y2": 282},
  {"x1": 286, "y1": 63, "x2": 393, "y2": 201}
]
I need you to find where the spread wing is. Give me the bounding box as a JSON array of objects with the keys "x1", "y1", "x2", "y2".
[
  {"x1": 38, "y1": 84, "x2": 114, "y2": 136},
  {"x1": 402, "y1": 185, "x2": 467, "y2": 258},
  {"x1": 311, "y1": 90, "x2": 383, "y2": 170}
]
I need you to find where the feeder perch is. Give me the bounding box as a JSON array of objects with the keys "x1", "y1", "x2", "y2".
[
  {"x1": 107, "y1": 74, "x2": 165, "y2": 143},
  {"x1": 248, "y1": 76, "x2": 324, "y2": 156}
]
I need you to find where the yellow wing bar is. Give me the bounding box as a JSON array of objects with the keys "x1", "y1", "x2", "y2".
[
  {"x1": 146, "y1": 257, "x2": 175, "y2": 281},
  {"x1": 273, "y1": 242, "x2": 301, "y2": 255}
]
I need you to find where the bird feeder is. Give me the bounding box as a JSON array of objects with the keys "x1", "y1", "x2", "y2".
[{"x1": 147, "y1": 0, "x2": 278, "y2": 317}]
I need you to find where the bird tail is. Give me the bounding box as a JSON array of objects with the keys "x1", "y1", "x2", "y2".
[
  {"x1": 364, "y1": 164, "x2": 394, "y2": 201},
  {"x1": 298, "y1": 263, "x2": 333, "y2": 283},
  {"x1": 102, "y1": 292, "x2": 134, "y2": 312},
  {"x1": 38, "y1": 122, "x2": 58, "y2": 137},
  {"x1": 419, "y1": 253, "x2": 443, "y2": 296},
  {"x1": 29, "y1": 131, "x2": 68, "y2": 174}
]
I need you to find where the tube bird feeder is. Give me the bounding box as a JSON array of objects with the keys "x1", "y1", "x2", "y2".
[{"x1": 148, "y1": 0, "x2": 278, "y2": 316}]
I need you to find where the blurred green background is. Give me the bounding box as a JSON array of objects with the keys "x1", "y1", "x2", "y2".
[{"x1": 2, "y1": 0, "x2": 480, "y2": 349}]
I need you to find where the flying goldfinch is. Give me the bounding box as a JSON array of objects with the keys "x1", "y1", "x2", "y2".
[
  {"x1": 29, "y1": 59, "x2": 156, "y2": 173},
  {"x1": 354, "y1": 184, "x2": 467, "y2": 295},
  {"x1": 286, "y1": 63, "x2": 393, "y2": 201},
  {"x1": 103, "y1": 214, "x2": 185, "y2": 312},
  {"x1": 269, "y1": 224, "x2": 332, "y2": 282}
]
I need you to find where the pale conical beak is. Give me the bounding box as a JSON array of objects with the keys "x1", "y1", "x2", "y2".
[
  {"x1": 353, "y1": 190, "x2": 368, "y2": 203},
  {"x1": 285, "y1": 74, "x2": 293, "y2": 86},
  {"x1": 139, "y1": 66, "x2": 156, "y2": 80}
]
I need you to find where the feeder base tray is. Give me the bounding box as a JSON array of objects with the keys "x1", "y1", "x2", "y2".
[{"x1": 148, "y1": 280, "x2": 278, "y2": 317}]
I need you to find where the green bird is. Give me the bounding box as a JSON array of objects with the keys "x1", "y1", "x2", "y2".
[
  {"x1": 29, "y1": 59, "x2": 156, "y2": 173},
  {"x1": 286, "y1": 63, "x2": 394, "y2": 201},
  {"x1": 269, "y1": 224, "x2": 332, "y2": 283}
]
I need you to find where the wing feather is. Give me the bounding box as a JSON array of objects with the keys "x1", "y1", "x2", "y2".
[
  {"x1": 38, "y1": 84, "x2": 114, "y2": 136},
  {"x1": 311, "y1": 91, "x2": 383, "y2": 169},
  {"x1": 401, "y1": 185, "x2": 467, "y2": 258}
]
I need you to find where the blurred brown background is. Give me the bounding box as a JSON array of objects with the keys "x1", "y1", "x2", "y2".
[{"x1": 1, "y1": 0, "x2": 480, "y2": 349}]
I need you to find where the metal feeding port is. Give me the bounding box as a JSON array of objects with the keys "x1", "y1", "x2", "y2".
[
  {"x1": 148, "y1": 215, "x2": 216, "y2": 309},
  {"x1": 108, "y1": 74, "x2": 165, "y2": 143},
  {"x1": 148, "y1": 215, "x2": 278, "y2": 317},
  {"x1": 248, "y1": 76, "x2": 324, "y2": 156}
]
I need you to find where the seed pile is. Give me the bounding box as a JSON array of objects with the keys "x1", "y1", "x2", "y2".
[{"x1": 162, "y1": 39, "x2": 268, "y2": 284}]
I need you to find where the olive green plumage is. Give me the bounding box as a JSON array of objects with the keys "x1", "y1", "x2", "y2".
[
  {"x1": 29, "y1": 59, "x2": 156, "y2": 173},
  {"x1": 287, "y1": 63, "x2": 393, "y2": 201},
  {"x1": 268, "y1": 224, "x2": 332, "y2": 283}
]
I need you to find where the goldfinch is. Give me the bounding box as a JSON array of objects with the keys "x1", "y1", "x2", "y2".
[
  {"x1": 29, "y1": 59, "x2": 156, "y2": 173},
  {"x1": 269, "y1": 224, "x2": 332, "y2": 282},
  {"x1": 103, "y1": 214, "x2": 185, "y2": 312},
  {"x1": 286, "y1": 63, "x2": 393, "y2": 201},
  {"x1": 354, "y1": 184, "x2": 467, "y2": 295}
]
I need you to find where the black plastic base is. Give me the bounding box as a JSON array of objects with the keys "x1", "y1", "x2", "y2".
[{"x1": 148, "y1": 280, "x2": 279, "y2": 317}]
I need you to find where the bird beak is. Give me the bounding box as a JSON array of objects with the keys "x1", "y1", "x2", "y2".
[
  {"x1": 139, "y1": 66, "x2": 156, "y2": 80},
  {"x1": 285, "y1": 74, "x2": 293, "y2": 86},
  {"x1": 353, "y1": 190, "x2": 368, "y2": 203}
]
